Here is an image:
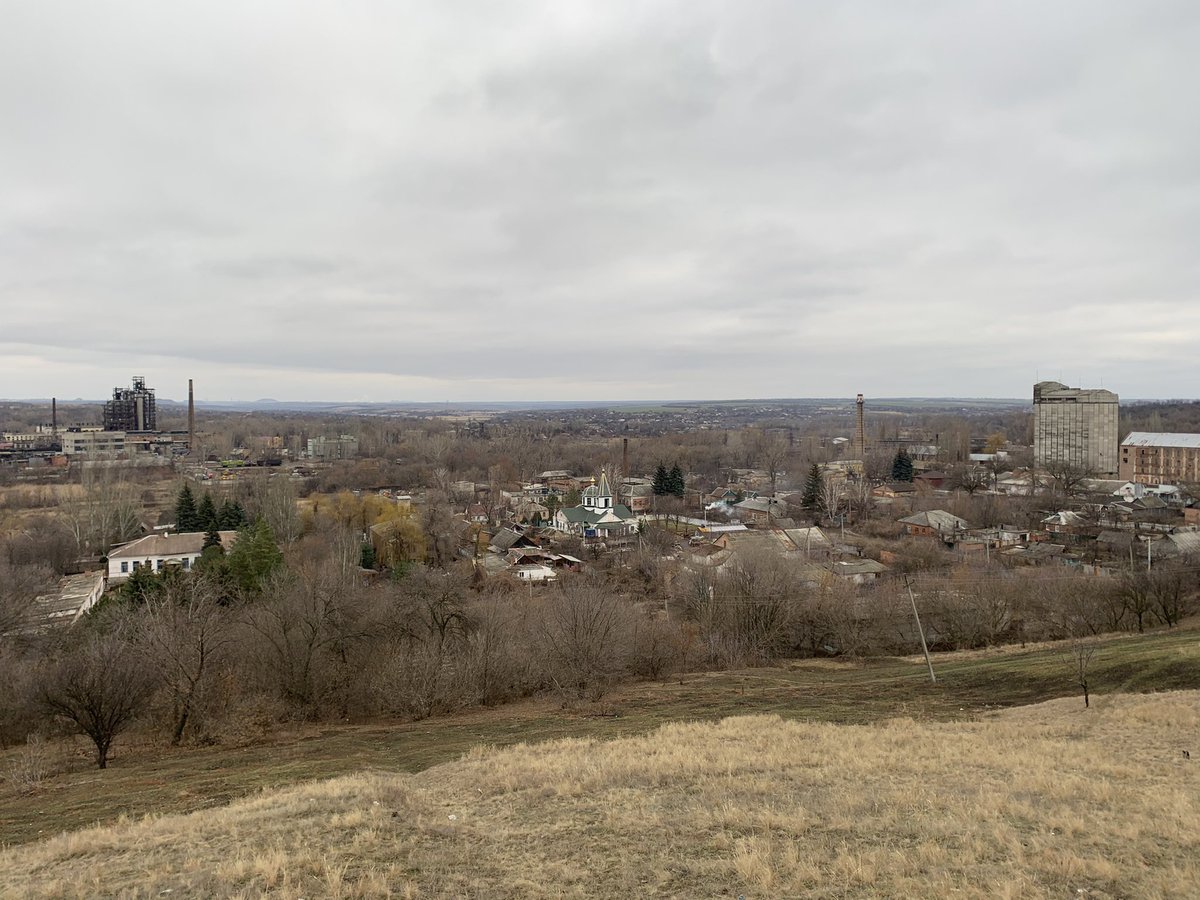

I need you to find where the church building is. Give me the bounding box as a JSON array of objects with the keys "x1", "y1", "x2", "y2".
[{"x1": 552, "y1": 473, "x2": 638, "y2": 538}]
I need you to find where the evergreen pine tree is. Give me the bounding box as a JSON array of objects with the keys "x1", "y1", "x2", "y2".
[
  {"x1": 360, "y1": 542, "x2": 377, "y2": 569},
  {"x1": 891, "y1": 448, "x2": 914, "y2": 482},
  {"x1": 198, "y1": 493, "x2": 218, "y2": 532},
  {"x1": 227, "y1": 519, "x2": 284, "y2": 593},
  {"x1": 652, "y1": 463, "x2": 670, "y2": 496},
  {"x1": 175, "y1": 484, "x2": 201, "y2": 532},
  {"x1": 668, "y1": 463, "x2": 686, "y2": 498},
  {"x1": 203, "y1": 521, "x2": 223, "y2": 552},
  {"x1": 218, "y1": 499, "x2": 247, "y2": 529},
  {"x1": 802, "y1": 463, "x2": 823, "y2": 508},
  {"x1": 121, "y1": 565, "x2": 162, "y2": 605}
]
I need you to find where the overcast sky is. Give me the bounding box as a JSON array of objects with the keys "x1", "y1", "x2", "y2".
[{"x1": 2, "y1": 1, "x2": 1198, "y2": 403}]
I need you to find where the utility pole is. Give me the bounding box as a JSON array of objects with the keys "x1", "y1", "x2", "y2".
[{"x1": 904, "y1": 575, "x2": 936, "y2": 684}]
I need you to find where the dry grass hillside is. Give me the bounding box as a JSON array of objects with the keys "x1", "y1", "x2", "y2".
[{"x1": 2, "y1": 691, "x2": 1198, "y2": 899}]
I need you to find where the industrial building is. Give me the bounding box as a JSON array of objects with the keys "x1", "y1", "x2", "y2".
[
  {"x1": 103, "y1": 376, "x2": 157, "y2": 432},
  {"x1": 61, "y1": 429, "x2": 127, "y2": 457},
  {"x1": 1119, "y1": 432, "x2": 1200, "y2": 485},
  {"x1": 307, "y1": 434, "x2": 359, "y2": 460},
  {"x1": 1033, "y1": 381, "x2": 1119, "y2": 476}
]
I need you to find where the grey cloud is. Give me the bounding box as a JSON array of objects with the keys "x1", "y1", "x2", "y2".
[{"x1": 2, "y1": 0, "x2": 1200, "y2": 401}]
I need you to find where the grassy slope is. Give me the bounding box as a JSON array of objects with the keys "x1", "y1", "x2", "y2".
[
  {"x1": 1, "y1": 626, "x2": 1198, "y2": 850},
  {"x1": 2, "y1": 691, "x2": 1198, "y2": 898}
]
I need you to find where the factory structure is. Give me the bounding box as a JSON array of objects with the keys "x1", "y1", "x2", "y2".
[
  {"x1": 2, "y1": 375, "x2": 196, "y2": 464},
  {"x1": 103, "y1": 375, "x2": 157, "y2": 433}
]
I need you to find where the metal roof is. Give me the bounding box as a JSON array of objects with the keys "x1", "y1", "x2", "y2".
[{"x1": 1121, "y1": 432, "x2": 1200, "y2": 449}]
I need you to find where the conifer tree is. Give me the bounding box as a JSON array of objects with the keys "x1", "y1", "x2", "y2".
[
  {"x1": 218, "y1": 499, "x2": 247, "y2": 529},
  {"x1": 175, "y1": 484, "x2": 202, "y2": 532},
  {"x1": 668, "y1": 463, "x2": 686, "y2": 498},
  {"x1": 802, "y1": 463, "x2": 823, "y2": 508},
  {"x1": 202, "y1": 521, "x2": 223, "y2": 552},
  {"x1": 652, "y1": 463, "x2": 670, "y2": 496},
  {"x1": 197, "y1": 492, "x2": 218, "y2": 532},
  {"x1": 227, "y1": 519, "x2": 283, "y2": 593},
  {"x1": 891, "y1": 448, "x2": 914, "y2": 482}
]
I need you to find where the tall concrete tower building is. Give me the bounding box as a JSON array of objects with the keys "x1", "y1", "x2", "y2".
[{"x1": 1033, "y1": 381, "x2": 1119, "y2": 476}]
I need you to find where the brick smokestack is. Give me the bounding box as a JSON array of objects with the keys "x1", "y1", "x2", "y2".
[
  {"x1": 188, "y1": 379, "x2": 195, "y2": 452},
  {"x1": 622, "y1": 437, "x2": 629, "y2": 479},
  {"x1": 855, "y1": 393, "x2": 866, "y2": 459},
  {"x1": 51, "y1": 397, "x2": 57, "y2": 434}
]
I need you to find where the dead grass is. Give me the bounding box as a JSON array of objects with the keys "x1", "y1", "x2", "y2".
[{"x1": 1, "y1": 691, "x2": 1197, "y2": 898}]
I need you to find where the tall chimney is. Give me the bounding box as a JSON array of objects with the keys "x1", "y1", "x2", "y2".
[
  {"x1": 622, "y1": 437, "x2": 629, "y2": 480},
  {"x1": 188, "y1": 379, "x2": 195, "y2": 452},
  {"x1": 51, "y1": 397, "x2": 57, "y2": 434},
  {"x1": 855, "y1": 394, "x2": 866, "y2": 459}
]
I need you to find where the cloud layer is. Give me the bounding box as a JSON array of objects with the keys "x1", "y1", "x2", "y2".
[{"x1": 3, "y1": 1, "x2": 1198, "y2": 401}]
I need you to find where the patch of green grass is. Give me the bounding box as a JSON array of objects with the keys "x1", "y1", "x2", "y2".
[{"x1": 2, "y1": 626, "x2": 1197, "y2": 848}]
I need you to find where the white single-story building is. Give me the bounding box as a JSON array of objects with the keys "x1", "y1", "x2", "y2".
[
  {"x1": 514, "y1": 564, "x2": 557, "y2": 582},
  {"x1": 107, "y1": 531, "x2": 239, "y2": 582}
]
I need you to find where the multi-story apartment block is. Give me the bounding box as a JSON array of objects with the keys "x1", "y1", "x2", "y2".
[
  {"x1": 1033, "y1": 381, "x2": 1119, "y2": 476},
  {"x1": 1119, "y1": 433, "x2": 1200, "y2": 485}
]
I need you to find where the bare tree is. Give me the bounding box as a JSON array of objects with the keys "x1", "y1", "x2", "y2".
[
  {"x1": 1042, "y1": 459, "x2": 1096, "y2": 499},
  {"x1": 1145, "y1": 562, "x2": 1194, "y2": 628},
  {"x1": 947, "y1": 464, "x2": 988, "y2": 495},
  {"x1": 58, "y1": 465, "x2": 143, "y2": 556},
  {"x1": 140, "y1": 575, "x2": 230, "y2": 745},
  {"x1": 1066, "y1": 639, "x2": 1098, "y2": 708},
  {"x1": 749, "y1": 429, "x2": 790, "y2": 494},
  {"x1": 39, "y1": 630, "x2": 156, "y2": 768},
  {"x1": 0, "y1": 555, "x2": 54, "y2": 637},
  {"x1": 251, "y1": 475, "x2": 301, "y2": 544},
  {"x1": 537, "y1": 576, "x2": 632, "y2": 700},
  {"x1": 819, "y1": 477, "x2": 845, "y2": 521}
]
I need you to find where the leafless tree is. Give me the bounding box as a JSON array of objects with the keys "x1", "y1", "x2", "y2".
[
  {"x1": 1042, "y1": 459, "x2": 1096, "y2": 499},
  {"x1": 58, "y1": 465, "x2": 143, "y2": 556},
  {"x1": 39, "y1": 630, "x2": 156, "y2": 768},
  {"x1": 1145, "y1": 562, "x2": 1194, "y2": 628},
  {"x1": 947, "y1": 464, "x2": 988, "y2": 495},
  {"x1": 749, "y1": 429, "x2": 790, "y2": 494},
  {"x1": 140, "y1": 575, "x2": 230, "y2": 745},
  {"x1": 248, "y1": 474, "x2": 301, "y2": 544},
  {"x1": 0, "y1": 555, "x2": 54, "y2": 637},
  {"x1": 537, "y1": 576, "x2": 632, "y2": 700},
  {"x1": 1118, "y1": 569, "x2": 1156, "y2": 634},
  {"x1": 1066, "y1": 639, "x2": 1098, "y2": 708},
  {"x1": 819, "y1": 477, "x2": 845, "y2": 520}
]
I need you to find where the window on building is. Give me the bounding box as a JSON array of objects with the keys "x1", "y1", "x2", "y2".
[{"x1": 121, "y1": 561, "x2": 128, "y2": 573}]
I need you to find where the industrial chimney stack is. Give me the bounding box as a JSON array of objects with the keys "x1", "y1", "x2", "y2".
[
  {"x1": 51, "y1": 397, "x2": 57, "y2": 435},
  {"x1": 855, "y1": 394, "x2": 866, "y2": 459},
  {"x1": 188, "y1": 379, "x2": 195, "y2": 452}
]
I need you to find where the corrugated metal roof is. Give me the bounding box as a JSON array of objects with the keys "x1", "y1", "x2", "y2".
[{"x1": 1121, "y1": 432, "x2": 1200, "y2": 449}]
